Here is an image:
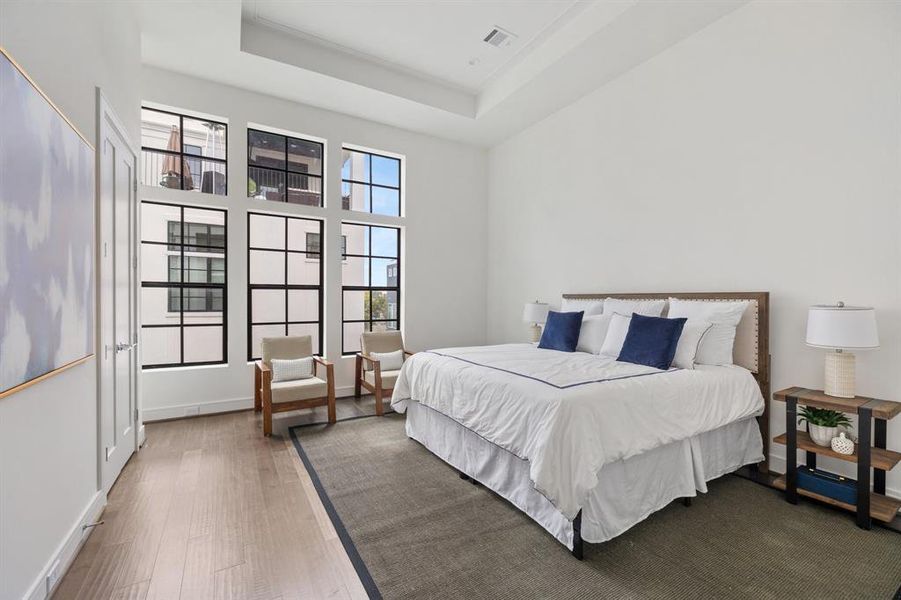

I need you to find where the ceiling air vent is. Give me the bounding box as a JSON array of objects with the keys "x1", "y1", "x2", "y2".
[{"x1": 483, "y1": 26, "x2": 517, "y2": 48}]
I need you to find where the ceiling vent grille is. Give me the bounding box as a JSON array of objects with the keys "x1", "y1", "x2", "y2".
[{"x1": 483, "y1": 26, "x2": 516, "y2": 48}]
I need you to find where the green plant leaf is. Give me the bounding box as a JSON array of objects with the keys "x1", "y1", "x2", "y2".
[{"x1": 798, "y1": 405, "x2": 852, "y2": 428}]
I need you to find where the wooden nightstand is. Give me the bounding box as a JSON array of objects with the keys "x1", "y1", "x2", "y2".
[{"x1": 772, "y1": 387, "x2": 901, "y2": 529}]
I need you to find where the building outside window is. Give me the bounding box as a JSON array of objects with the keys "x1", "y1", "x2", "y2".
[
  {"x1": 341, "y1": 222, "x2": 400, "y2": 354},
  {"x1": 341, "y1": 147, "x2": 401, "y2": 216},
  {"x1": 140, "y1": 107, "x2": 227, "y2": 196},
  {"x1": 248, "y1": 128, "x2": 323, "y2": 206},
  {"x1": 141, "y1": 202, "x2": 227, "y2": 368},
  {"x1": 248, "y1": 212, "x2": 324, "y2": 360},
  {"x1": 304, "y1": 232, "x2": 346, "y2": 257}
]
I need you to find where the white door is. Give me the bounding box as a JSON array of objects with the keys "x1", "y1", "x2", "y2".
[{"x1": 97, "y1": 91, "x2": 139, "y2": 492}]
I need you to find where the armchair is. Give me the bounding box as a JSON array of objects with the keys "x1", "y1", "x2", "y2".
[
  {"x1": 354, "y1": 331, "x2": 413, "y2": 416},
  {"x1": 254, "y1": 335, "x2": 336, "y2": 436}
]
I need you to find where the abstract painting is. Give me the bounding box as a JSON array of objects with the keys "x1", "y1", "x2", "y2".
[{"x1": 0, "y1": 48, "x2": 95, "y2": 397}]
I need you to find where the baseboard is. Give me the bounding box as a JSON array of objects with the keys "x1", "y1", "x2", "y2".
[
  {"x1": 143, "y1": 396, "x2": 254, "y2": 421},
  {"x1": 24, "y1": 489, "x2": 106, "y2": 600},
  {"x1": 143, "y1": 386, "x2": 358, "y2": 422},
  {"x1": 768, "y1": 451, "x2": 901, "y2": 500}
]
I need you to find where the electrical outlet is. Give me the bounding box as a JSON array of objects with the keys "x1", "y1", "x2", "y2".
[
  {"x1": 185, "y1": 406, "x2": 199, "y2": 417},
  {"x1": 46, "y1": 559, "x2": 61, "y2": 594}
]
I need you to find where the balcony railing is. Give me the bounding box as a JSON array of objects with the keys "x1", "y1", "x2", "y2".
[
  {"x1": 142, "y1": 149, "x2": 226, "y2": 196},
  {"x1": 248, "y1": 166, "x2": 321, "y2": 206}
]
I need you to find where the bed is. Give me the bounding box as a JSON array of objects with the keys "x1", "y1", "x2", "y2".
[{"x1": 391, "y1": 292, "x2": 770, "y2": 558}]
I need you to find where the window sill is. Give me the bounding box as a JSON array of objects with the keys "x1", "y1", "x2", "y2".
[{"x1": 142, "y1": 362, "x2": 227, "y2": 373}]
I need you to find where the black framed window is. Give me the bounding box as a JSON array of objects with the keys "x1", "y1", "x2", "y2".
[
  {"x1": 248, "y1": 212, "x2": 324, "y2": 360},
  {"x1": 248, "y1": 128, "x2": 323, "y2": 206},
  {"x1": 341, "y1": 223, "x2": 400, "y2": 354},
  {"x1": 140, "y1": 107, "x2": 227, "y2": 196},
  {"x1": 141, "y1": 202, "x2": 227, "y2": 368},
  {"x1": 341, "y1": 147, "x2": 401, "y2": 216}
]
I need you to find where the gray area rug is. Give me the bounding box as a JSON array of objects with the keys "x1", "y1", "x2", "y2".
[{"x1": 290, "y1": 414, "x2": 901, "y2": 599}]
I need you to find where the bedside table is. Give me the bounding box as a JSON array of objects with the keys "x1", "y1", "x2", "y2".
[{"x1": 772, "y1": 387, "x2": 901, "y2": 529}]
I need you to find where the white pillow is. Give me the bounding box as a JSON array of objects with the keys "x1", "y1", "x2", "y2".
[
  {"x1": 599, "y1": 313, "x2": 632, "y2": 358},
  {"x1": 604, "y1": 298, "x2": 665, "y2": 317},
  {"x1": 667, "y1": 299, "x2": 749, "y2": 365},
  {"x1": 671, "y1": 320, "x2": 713, "y2": 370},
  {"x1": 561, "y1": 298, "x2": 604, "y2": 316},
  {"x1": 371, "y1": 349, "x2": 404, "y2": 371},
  {"x1": 576, "y1": 314, "x2": 612, "y2": 354},
  {"x1": 270, "y1": 357, "x2": 314, "y2": 382}
]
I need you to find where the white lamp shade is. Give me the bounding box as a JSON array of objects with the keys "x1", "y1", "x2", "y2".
[
  {"x1": 806, "y1": 305, "x2": 879, "y2": 350},
  {"x1": 522, "y1": 302, "x2": 549, "y2": 324}
]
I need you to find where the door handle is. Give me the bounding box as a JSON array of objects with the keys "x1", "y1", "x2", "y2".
[{"x1": 115, "y1": 342, "x2": 137, "y2": 352}]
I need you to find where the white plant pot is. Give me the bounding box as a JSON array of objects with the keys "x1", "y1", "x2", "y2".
[{"x1": 809, "y1": 424, "x2": 837, "y2": 447}]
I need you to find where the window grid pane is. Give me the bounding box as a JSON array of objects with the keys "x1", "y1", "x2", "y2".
[
  {"x1": 248, "y1": 128, "x2": 324, "y2": 207},
  {"x1": 248, "y1": 213, "x2": 324, "y2": 360},
  {"x1": 141, "y1": 201, "x2": 227, "y2": 368},
  {"x1": 341, "y1": 222, "x2": 400, "y2": 354},
  {"x1": 341, "y1": 147, "x2": 401, "y2": 217},
  {"x1": 140, "y1": 107, "x2": 227, "y2": 196}
]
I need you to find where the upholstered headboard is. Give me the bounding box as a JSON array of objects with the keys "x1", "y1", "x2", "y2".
[{"x1": 561, "y1": 291, "x2": 771, "y2": 473}]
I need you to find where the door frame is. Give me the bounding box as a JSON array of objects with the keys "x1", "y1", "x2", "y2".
[{"x1": 95, "y1": 88, "x2": 141, "y2": 493}]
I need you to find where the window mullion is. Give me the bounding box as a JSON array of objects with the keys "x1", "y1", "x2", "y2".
[
  {"x1": 284, "y1": 217, "x2": 289, "y2": 337},
  {"x1": 178, "y1": 115, "x2": 185, "y2": 191},
  {"x1": 179, "y1": 207, "x2": 185, "y2": 364}
]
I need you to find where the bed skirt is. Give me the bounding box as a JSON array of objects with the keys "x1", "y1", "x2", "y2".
[{"x1": 405, "y1": 401, "x2": 764, "y2": 549}]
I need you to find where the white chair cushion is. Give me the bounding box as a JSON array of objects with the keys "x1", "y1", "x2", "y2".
[
  {"x1": 268, "y1": 377, "x2": 328, "y2": 404},
  {"x1": 364, "y1": 369, "x2": 400, "y2": 390},
  {"x1": 370, "y1": 349, "x2": 404, "y2": 371},
  {"x1": 270, "y1": 357, "x2": 314, "y2": 382}
]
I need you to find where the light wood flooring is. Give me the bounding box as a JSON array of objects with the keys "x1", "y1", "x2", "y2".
[{"x1": 52, "y1": 398, "x2": 383, "y2": 600}]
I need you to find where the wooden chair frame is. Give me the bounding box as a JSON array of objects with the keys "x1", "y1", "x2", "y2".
[
  {"x1": 354, "y1": 350, "x2": 414, "y2": 416},
  {"x1": 254, "y1": 356, "x2": 336, "y2": 436}
]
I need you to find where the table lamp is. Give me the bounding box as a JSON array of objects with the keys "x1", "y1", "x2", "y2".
[
  {"x1": 522, "y1": 301, "x2": 549, "y2": 343},
  {"x1": 806, "y1": 302, "x2": 879, "y2": 398}
]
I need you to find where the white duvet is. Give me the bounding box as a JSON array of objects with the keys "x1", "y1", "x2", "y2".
[{"x1": 391, "y1": 343, "x2": 764, "y2": 520}]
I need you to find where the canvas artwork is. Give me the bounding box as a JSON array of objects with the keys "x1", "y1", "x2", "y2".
[{"x1": 0, "y1": 49, "x2": 95, "y2": 396}]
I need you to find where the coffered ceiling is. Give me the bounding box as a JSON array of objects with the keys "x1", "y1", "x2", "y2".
[{"x1": 139, "y1": 0, "x2": 747, "y2": 146}]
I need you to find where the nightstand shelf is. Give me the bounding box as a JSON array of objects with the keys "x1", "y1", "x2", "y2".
[
  {"x1": 772, "y1": 432, "x2": 901, "y2": 471},
  {"x1": 773, "y1": 387, "x2": 901, "y2": 420},
  {"x1": 772, "y1": 386, "x2": 901, "y2": 529},
  {"x1": 772, "y1": 475, "x2": 901, "y2": 523}
]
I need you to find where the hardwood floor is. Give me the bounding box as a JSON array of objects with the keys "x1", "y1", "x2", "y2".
[{"x1": 52, "y1": 398, "x2": 383, "y2": 600}]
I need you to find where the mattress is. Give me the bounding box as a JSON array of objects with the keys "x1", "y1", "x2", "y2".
[
  {"x1": 392, "y1": 343, "x2": 765, "y2": 519},
  {"x1": 406, "y1": 401, "x2": 763, "y2": 548}
]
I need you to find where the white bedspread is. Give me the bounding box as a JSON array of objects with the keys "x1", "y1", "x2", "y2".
[{"x1": 391, "y1": 344, "x2": 764, "y2": 519}]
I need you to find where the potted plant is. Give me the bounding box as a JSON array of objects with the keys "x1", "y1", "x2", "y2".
[{"x1": 798, "y1": 406, "x2": 852, "y2": 446}]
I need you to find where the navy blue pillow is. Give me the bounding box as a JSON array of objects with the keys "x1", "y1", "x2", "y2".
[
  {"x1": 617, "y1": 313, "x2": 687, "y2": 369},
  {"x1": 538, "y1": 311, "x2": 584, "y2": 352}
]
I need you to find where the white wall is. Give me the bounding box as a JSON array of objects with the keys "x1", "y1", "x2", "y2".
[
  {"x1": 140, "y1": 67, "x2": 488, "y2": 420},
  {"x1": 487, "y1": 1, "x2": 901, "y2": 494},
  {"x1": 0, "y1": 3, "x2": 141, "y2": 599}
]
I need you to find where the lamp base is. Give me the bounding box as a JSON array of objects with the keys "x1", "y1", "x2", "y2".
[
  {"x1": 529, "y1": 323, "x2": 542, "y2": 343},
  {"x1": 824, "y1": 351, "x2": 855, "y2": 398}
]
